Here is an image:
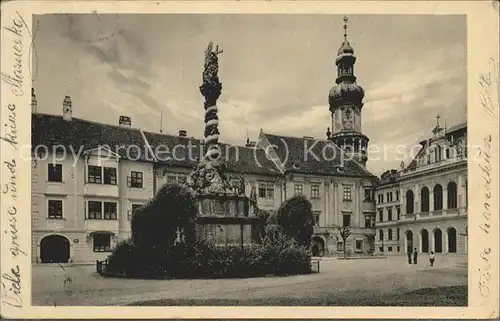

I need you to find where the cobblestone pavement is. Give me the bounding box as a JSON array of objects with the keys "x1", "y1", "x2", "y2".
[{"x1": 32, "y1": 254, "x2": 467, "y2": 306}]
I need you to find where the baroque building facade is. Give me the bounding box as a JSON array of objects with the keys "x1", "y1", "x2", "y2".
[{"x1": 374, "y1": 118, "x2": 468, "y2": 255}]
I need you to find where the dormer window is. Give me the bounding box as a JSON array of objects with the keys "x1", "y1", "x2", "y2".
[
  {"x1": 87, "y1": 165, "x2": 117, "y2": 185},
  {"x1": 103, "y1": 167, "x2": 117, "y2": 185},
  {"x1": 88, "y1": 165, "x2": 102, "y2": 184},
  {"x1": 48, "y1": 163, "x2": 63, "y2": 182}
]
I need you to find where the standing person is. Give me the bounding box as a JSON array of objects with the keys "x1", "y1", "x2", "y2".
[
  {"x1": 429, "y1": 251, "x2": 435, "y2": 267},
  {"x1": 407, "y1": 248, "x2": 413, "y2": 264},
  {"x1": 413, "y1": 248, "x2": 418, "y2": 264}
]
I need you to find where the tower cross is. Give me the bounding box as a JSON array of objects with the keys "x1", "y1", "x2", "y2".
[{"x1": 343, "y1": 16, "x2": 349, "y2": 40}]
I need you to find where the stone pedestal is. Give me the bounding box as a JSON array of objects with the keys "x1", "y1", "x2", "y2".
[{"x1": 195, "y1": 194, "x2": 260, "y2": 246}]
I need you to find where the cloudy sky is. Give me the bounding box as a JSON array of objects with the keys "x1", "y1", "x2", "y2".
[{"x1": 33, "y1": 14, "x2": 466, "y2": 175}]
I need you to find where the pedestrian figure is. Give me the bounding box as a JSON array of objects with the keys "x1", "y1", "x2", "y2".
[
  {"x1": 407, "y1": 248, "x2": 413, "y2": 264},
  {"x1": 429, "y1": 251, "x2": 435, "y2": 267},
  {"x1": 413, "y1": 248, "x2": 418, "y2": 264}
]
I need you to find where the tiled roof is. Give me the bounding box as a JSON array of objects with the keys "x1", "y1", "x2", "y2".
[
  {"x1": 32, "y1": 114, "x2": 147, "y2": 161},
  {"x1": 32, "y1": 113, "x2": 375, "y2": 178},
  {"x1": 143, "y1": 131, "x2": 279, "y2": 175},
  {"x1": 378, "y1": 169, "x2": 401, "y2": 185},
  {"x1": 32, "y1": 114, "x2": 278, "y2": 175},
  {"x1": 262, "y1": 133, "x2": 375, "y2": 178}
]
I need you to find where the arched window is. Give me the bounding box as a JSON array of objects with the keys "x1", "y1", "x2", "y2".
[
  {"x1": 406, "y1": 190, "x2": 414, "y2": 214},
  {"x1": 435, "y1": 145, "x2": 442, "y2": 162},
  {"x1": 433, "y1": 184, "x2": 443, "y2": 211},
  {"x1": 379, "y1": 229, "x2": 384, "y2": 241},
  {"x1": 447, "y1": 181, "x2": 457, "y2": 209},
  {"x1": 421, "y1": 187, "x2": 430, "y2": 212},
  {"x1": 421, "y1": 229, "x2": 430, "y2": 253},
  {"x1": 388, "y1": 228, "x2": 393, "y2": 240}
]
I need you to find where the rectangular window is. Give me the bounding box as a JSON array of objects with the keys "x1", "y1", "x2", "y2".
[
  {"x1": 266, "y1": 183, "x2": 274, "y2": 199},
  {"x1": 379, "y1": 246, "x2": 384, "y2": 252},
  {"x1": 103, "y1": 167, "x2": 117, "y2": 185},
  {"x1": 364, "y1": 215, "x2": 374, "y2": 228},
  {"x1": 446, "y1": 148, "x2": 450, "y2": 159},
  {"x1": 397, "y1": 246, "x2": 400, "y2": 252},
  {"x1": 129, "y1": 204, "x2": 142, "y2": 220},
  {"x1": 103, "y1": 202, "x2": 117, "y2": 220},
  {"x1": 397, "y1": 227, "x2": 400, "y2": 240},
  {"x1": 93, "y1": 233, "x2": 111, "y2": 252},
  {"x1": 258, "y1": 183, "x2": 267, "y2": 198},
  {"x1": 167, "y1": 175, "x2": 177, "y2": 182},
  {"x1": 311, "y1": 185, "x2": 320, "y2": 199},
  {"x1": 337, "y1": 242, "x2": 344, "y2": 252},
  {"x1": 378, "y1": 209, "x2": 383, "y2": 222},
  {"x1": 355, "y1": 240, "x2": 363, "y2": 251},
  {"x1": 386, "y1": 192, "x2": 390, "y2": 202},
  {"x1": 388, "y1": 246, "x2": 393, "y2": 252},
  {"x1": 313, "y1": 211, "x2": 321, "y2": 226},
  {"x1": 129, "y1": 171, "x2": 143, "y2": 188},
  {"x1": 48, "y1": 164, "x2": 63, "y2": 182},
  {"x1": 342, "y1": 214, "x2": 351, "y2": 227},
  {"x1": 294, "y1": 184, "x2": 303, "y2": 196},
  {"x1": 396, "y1": 206, "x2": 401, "y2": 220},
  {"x1": 343, "y1": 187, "x2": 352, "y2": 201},
  {"x1": 87, "y1": 165, "x2": 102, "y2": 184},
  {"x1": 48, "y1": 200, "x2": 63, "y2": 219},
  {"x1": 396, "y1": 190, "x2": 400, "y2": 201},
  {"x1": 87, "y1": 201, "x2": 102, "y2": 219},
  {"x1": 364, "y1": 188, "x2": 372, "y2": 201},
  {"x1": 387, "y1": 208, "x2": 393, "y2": 221},
  {"x1": 257, "y1": 183, "x2": 274, "y2": 199}
]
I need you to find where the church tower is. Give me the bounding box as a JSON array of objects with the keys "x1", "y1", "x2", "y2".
[{"x1": 327, "y1": 16, "x2": 369, "y2": 166}]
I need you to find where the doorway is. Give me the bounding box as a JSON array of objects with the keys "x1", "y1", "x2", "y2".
[{"x1": 40, "y1": 235, "x2": 70, "y2": 263}]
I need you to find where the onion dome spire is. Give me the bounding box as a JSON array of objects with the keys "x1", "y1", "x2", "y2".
[{"x1": 329, "y1": 16, "x2": 365, "y2": 109}]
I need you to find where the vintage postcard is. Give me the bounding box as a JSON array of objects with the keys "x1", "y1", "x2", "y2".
[{"x1": 1, "y1": 0, "x2": 499, "y2": 319}]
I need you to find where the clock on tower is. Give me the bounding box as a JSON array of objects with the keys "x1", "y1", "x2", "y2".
[{"x1": 343, "y1": 109, "x2": 354, "y2": 130}]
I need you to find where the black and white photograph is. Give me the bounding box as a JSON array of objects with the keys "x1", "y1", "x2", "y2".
[{"x1": 0, "y1": 1, "x2": 499, "y2": 318}]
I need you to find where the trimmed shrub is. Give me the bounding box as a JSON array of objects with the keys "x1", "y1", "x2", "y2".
[
  {"x1": 131, "y1": 182, "x2": 197, "y2": 250},
  {"x1": 104, "y1": 238, "x2": 311, "y2": 279},
  {"x1": 276, "y1": 195, "x2": 314, "y2": 247}
]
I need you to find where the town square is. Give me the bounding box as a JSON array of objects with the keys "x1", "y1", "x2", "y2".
[{"x1": 29, "y1": 13, "x2": 467, "y2": 306}]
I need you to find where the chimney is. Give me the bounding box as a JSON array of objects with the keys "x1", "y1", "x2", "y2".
[
  {"x1": 178, "y1": 129, "x2": 187, "y2": 137},
  {"x1": 119, "y1": 116, "x2": 131, "y2": 128},
  {"x1": 63, "y1": 96, "x2": 72, "y2": 121},
  {"x1": 31, "y1": 88, "x2": 37, "y2": 113}
]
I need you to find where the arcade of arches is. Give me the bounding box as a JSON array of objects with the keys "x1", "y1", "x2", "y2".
[
  {"x1": 405, "y1": 181, "x2": 458, "y2": 215},
  {"x1": 404, "y1": 226, "x2": 462, "y2": 254}
]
